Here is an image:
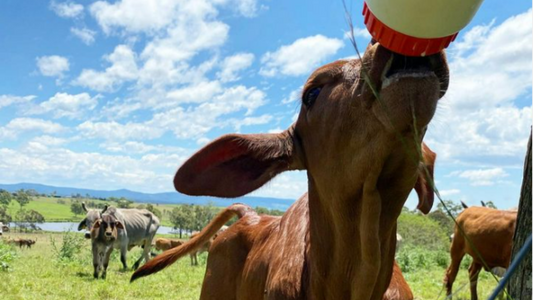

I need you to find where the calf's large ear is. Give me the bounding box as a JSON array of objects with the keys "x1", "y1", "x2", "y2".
[
  {"x1": 92, "y1": 220, "x2": 102, "y2": 229},
  {"x1": 415, "y1": 143, "x2": 436, "y2": 214},
  {"x1": 115, "y1": 221, "x2": 124, "y2": 230},
  {"x1": 77, "y1": 219, "x2": 87, "y2": 231},
  {"x1": 174, "y1": 128, "x2": 303, "y2": 198}
]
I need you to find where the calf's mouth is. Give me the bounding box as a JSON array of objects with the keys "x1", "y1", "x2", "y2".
[{"x1": 381, "y1": 54, "x2": 436, "y2": 89}]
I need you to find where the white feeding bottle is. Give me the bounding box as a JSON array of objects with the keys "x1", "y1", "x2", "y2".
[{"x1": 362, "y1": 0, "x2": 485, "y2": 56}]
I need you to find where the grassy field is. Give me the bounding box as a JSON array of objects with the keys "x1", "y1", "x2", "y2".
[
  {"x1": 6, "y1": 196, "x2": 177, "y2": 226},
  {"x1": 0, "y1": 231, "x2": 500, "y2": 300}
]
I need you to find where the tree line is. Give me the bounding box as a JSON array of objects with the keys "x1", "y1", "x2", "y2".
[
  {"x1": 0, "y1": 189, "x2": 45, "y2": 232},
  {"x1": 167, "y1": 202, "x2": 284, "y2": 238}
]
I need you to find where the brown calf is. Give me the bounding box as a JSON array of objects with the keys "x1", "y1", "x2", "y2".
[
  {"x1": 154, "y1": 238, "x2": 184, "y2": 251},
  {"x1": 132, "y1": 40, "x2": 447, "y2": 299},
  {"x1": 91, "y1": 214, "x2": 124, "y2": 279},
  {"x1": 383, "y1": 262, "x2": 413, "y2": 300},
  {"x1": 444, "y1": 206, "x2": 517, "y2": 300}
]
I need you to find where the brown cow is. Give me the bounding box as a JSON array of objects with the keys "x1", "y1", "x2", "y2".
[
  {"x1": 132, "y1": 40, "x2": 447, "y2": 300},
  {"x1": 154, "y1": 238, "x2": 184, "y2": 251},
  {"x1": 444, "y1": 206, "x2": 517, "y2": 300},
  {"x1": 4, "y1": 238, "x2": 35, "y2": 249},
  {"x1": 18, "y1": 239, "x2": 36, "y2": 249}
]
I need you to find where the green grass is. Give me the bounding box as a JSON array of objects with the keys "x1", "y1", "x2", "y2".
[
  {"x1": 7, "y1": 196, "x2": 176, "y2": 226},
  {"x1": 404, "y1": 265, "x2": 498, "y2": 300},
  {"x1": 0, "y1": 231, "x2": 205, "y2": 300},
  {"x1": 0, "y1": 231, "x2": 502, "y2": 300}
]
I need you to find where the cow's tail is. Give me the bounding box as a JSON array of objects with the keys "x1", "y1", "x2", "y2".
[{"x1": 130, "y1": 203, "x2": 255, "y2": 282}]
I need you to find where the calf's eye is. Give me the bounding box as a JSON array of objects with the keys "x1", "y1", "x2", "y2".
[{"x1": 303, "y1": 87, "x2": 322, "y2": 107}]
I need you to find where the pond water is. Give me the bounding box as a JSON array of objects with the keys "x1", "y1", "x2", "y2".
[{"x1": 8, "y1": 222, "x2": 179, "y2": 235}]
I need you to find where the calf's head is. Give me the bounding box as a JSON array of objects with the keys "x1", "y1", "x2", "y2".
[
  {"x1": 91, "y1": 214, "x2": 124, "y2": 242},
  {"x1": 78, "y1": 204, "x2": 109, "y2": 239},
  {"x1": 174, "y1": 42, "x2": 446, "y2": 214}
]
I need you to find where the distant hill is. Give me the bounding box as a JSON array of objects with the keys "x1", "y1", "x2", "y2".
[{"x1": 0, "y1": 182, "x2": 295, "y2": 211}]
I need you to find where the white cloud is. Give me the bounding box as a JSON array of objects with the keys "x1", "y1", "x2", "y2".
[
  {"x1": 101, "y1": 141, "x2": 156, "y2": 154},
  {"x1": 251, "y1": 172, "x2": 307, "y2": 200},
  {"x1": 31, "y1": 135, "x2": 68, "y2": 147},
  {"x1": 50, "y1": 1, "x2": 84, "y2": 18},
  {"x1": 260, "y1": 35, "x2": 344, "y2": 77},
  {"x1": 268, "y1": 127, "x2": 283, "y2": 134},
  {"x1": 89, "y1": 0, "x2": 258, "y2": 35},
  {"x1": 343, "y1": 27, "x2": 371, "y2": 40},
  {"x1": 439, "y1": 189, "x2": 461, "y2": 197},
  {"x1": 217, "y1": 53, "x2": 254, "y2": 82},
  {"x1": 0, "y1": 118, "x2": 66, "y2": 139},
  {"x1": 425, "y1": 9, "x2": 532, "y2": 165},
  {"x1": 70, "y1": 27, "x2": 97, "y2": 45},
  {"x1": 455, "y1": 168, "x2": 509, "y2": 186},
  {"x1": 27, "y1": 92, "x2": 100, "y2": 119},
  {"x1": 36, "y1": 55, "x2": 70, "y2": 78},
  {"x1": 0, "y1": 95, "x2": 36, "y2": 109},
  {"x1": 229, "y1": 114, "x2": 272, "y2": 131},
  {"x1": 152, "y1": 85, "x2": 267, "y2": 139},
  {"x1": 74, "y1": 45, "x2": 138, "y2": 92},
  {"x1": 0, "y1": 144, "x2": 188, "y2": 193},
  {"x1": 78, "y1": 85, "x2": 267, "y2": 142},
  {"x1": 165, "y1": 81, "x2": 222, "y2": 106},
  {"x1": 90, "y1": 0, "x2": 194, "y2": 34},
  {"x1": 281, "y1": 86, "x2": 302, "y2": 104},
  {"x1": 77, "y1": 120, "x2": 163, "y2": 141}
]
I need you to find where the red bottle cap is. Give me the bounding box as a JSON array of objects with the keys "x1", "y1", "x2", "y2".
[{"x1": 362, "y1": 2, "x2": 458, "y2": 56}]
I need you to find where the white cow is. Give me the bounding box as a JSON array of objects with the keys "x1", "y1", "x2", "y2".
[{"x1": 78, "y1": 204, "x2": 160, "y2": 270}]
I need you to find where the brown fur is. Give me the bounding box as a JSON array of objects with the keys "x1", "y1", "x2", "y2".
[
  {"x1": 189, "y1": 231, "x2": 211, "y2": 266},
  {"x1": 154, "y1": 238, "x2": 184, "y2": 251},
  {"x1": 5, "y1": 238, "x2": 36, "y2": 249},
  {"x1": 383, "y1": 262, "x2": 413, "y2": 300},
  {"x1": 444, "y1": 206, "x2": 517, "y2": 300},
  {"x1": 132, "y1": 41, "x2": 448, "y2": 300}
]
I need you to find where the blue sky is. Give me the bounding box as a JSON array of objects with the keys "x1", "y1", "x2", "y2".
[{"x1": 0, "y1": 0, "x2": 530, "y2": 210}]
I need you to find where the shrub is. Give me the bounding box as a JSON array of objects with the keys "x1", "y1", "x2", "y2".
[
  {"x1": 50, "y1": 231, "x2": 86, "y2": 263},
  {"x1": 0, "y1": 241, "x2": 17, "y2": 271},
  {"x1": 397, "y1": 244, "x2": 450, "y2": 273},
  {"x1": 397, "y1": 212, "x2": 449, "y2": 251}
]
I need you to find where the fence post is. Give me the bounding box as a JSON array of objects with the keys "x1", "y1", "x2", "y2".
[{"x1": 508, "y1": 130, "x2": 532, "y2": 299}]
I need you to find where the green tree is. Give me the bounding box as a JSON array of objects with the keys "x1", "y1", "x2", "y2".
[
  {"x1": 0, "y1": 206, "x2": 12, "y2": 223},
  {"x1": 170, "y1": 205, "x2": 192, "y2": 238},
  {"x1": 436, "y1": 199, "x2": 463, "y2": 218},
  {"x1": 117, "y1": 197, "x2": 133, "y2": 208},
  {"x1": 70, "y1": 201, "x2": 85, "y2": 217},
  {"x1": 193, "y1": 204, "x2": 215, "y2": 231},
  {"x1": 255, "y1": 206, "x2": 270, "y2": 215},
  {"x1": 0, "y1": 190, "x2": 12, "y2": 208},
  {"x1": 428, "y1": 210, "x2": 454, "y2": 236},
  {"x1": 145, "y1": 203, "x2": 162, "y2": 219},
  {"x1": 397, "y1": 211, "x2": 449, "y2": 251},
  {"x1": 25, "y1": 209, "x2": 45, "y2": 224},
  {"x1": 14, "y1": 189, "x2": 31, "y2": 209},
  {"x1": 483, "y1": 200, "x2": 497, "y2": 209}
]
